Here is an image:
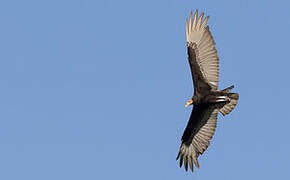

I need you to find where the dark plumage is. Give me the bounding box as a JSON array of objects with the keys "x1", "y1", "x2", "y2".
[{"x1": 176, "y1": 10, "x2": 239, "y2": 172}]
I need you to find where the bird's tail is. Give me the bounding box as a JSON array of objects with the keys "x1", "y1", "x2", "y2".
[{"x1": 219, "y1": 85, "x2": 239, "y2": 116}]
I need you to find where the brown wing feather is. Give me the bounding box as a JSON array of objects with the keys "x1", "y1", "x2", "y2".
[
  {"x1": 187, "y1": 43, "x2": 212, "y2": 94},
  {"x1": 177, "y1": 104, "x2": 218, "y2": 172},
  {"x1": 186, "y1": 10, "x2": 219, "y2": 93}
]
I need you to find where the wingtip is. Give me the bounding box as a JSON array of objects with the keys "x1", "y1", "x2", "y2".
[
  {"x1": 193, "y1": 10, "x2": 198, "y2": 27},
  {"x1": 193, "y1": 156, "x2": 200, "y2": 169},
  {"x1": 179, "y1": 155, "x2": 184, "y2": 168},
  {"x1": 176, "y1": 152, "x2": 180, "y2": 160},
  {"x1": 195, "y1": 9, "x2": 198, "y2": 16},
  {"x1": 197, "y1": 12, "x2": 204, "y2": 29},
  {"x1": 189, "y1": 11, "x2": 193, "y2": 33},
  {"x1": 184, "y1": 156, "x2": 188, "y2": 171},
  {"x1": 189, "y1": 157, "x2": 194, "y2": 172}
]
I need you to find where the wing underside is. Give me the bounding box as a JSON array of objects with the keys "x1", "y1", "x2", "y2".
[
  {"x1": 177, "y1": 104, "x2": 218, "y2": 172},
  {"x1": 186, "y1": 10, "x2": 219, "y2": 91}
]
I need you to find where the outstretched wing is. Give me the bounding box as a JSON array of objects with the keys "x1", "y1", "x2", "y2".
[
  {"x1": 186, "y1": 10, "x2": 219, "y2": 93},
  {"x1": 177, "y1": 104, "x2": 218, "y2": 172}
]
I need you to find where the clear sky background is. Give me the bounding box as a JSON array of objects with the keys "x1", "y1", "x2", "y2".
[{"x1": 0, "y1": 0, "x2": 289, "y2": 179}]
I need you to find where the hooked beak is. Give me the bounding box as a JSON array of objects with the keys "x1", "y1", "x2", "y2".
[{"x1": 185, "y1": 99, "x2": 193, "y2": 107}]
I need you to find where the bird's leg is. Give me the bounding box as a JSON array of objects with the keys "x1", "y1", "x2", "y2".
[
  {"x1": 214, "y1": 96, "x2": 230, "y2": 103},
  {"x1": 207, "y1": 95, "x2": 230, "y2": 103}
]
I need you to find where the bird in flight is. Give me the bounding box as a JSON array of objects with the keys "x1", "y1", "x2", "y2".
[{"x1": 176, "y1": 10, "x2": 239, "y2": 172}]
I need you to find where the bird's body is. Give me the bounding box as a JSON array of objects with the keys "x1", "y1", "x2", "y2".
[{"x1": 177, "y1": 10, "x2": 239, "y2": 172}]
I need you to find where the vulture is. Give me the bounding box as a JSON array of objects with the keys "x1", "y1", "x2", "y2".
[{"x1": 176, "y1": 10, "x2": 239, "y2": 172}]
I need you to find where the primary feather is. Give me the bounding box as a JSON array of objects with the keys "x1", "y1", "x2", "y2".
[{"x1": 186, "y1": 10, "x2": 219, "y2": 91}]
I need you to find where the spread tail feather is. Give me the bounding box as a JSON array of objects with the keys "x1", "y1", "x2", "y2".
[
  {"x1": 221, "y1": 85, "x2": 234, "y2": 93},
  {"x1": 219, "y1": 85, "x2": 239, "y2": 116}
]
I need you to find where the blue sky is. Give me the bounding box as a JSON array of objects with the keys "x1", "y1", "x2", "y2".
[{"x1": 0, "y1": 0, "x2": 290, "y2": 179}]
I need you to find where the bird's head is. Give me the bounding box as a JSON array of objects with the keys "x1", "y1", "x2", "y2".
[{"x1": 185, "y1": 98, "x2": 194, "y2": 107}]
